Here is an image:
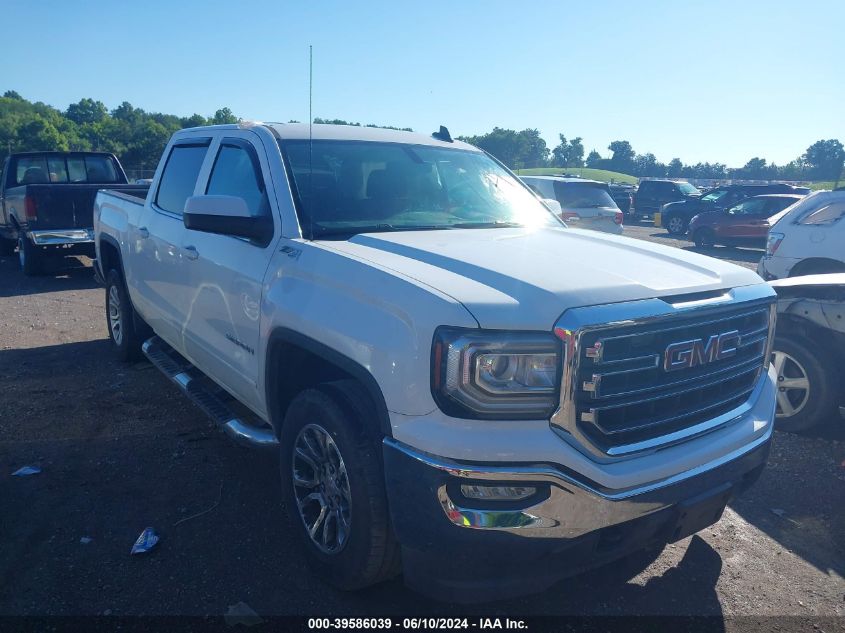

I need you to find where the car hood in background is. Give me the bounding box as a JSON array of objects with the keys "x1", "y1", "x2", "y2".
[{"x1": 320, "y1": 227, "x2": 764, "y2": 330}]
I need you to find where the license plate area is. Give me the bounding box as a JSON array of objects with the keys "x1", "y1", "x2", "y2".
[{"x1": 671, "y1": 482, "x2": 733, "y2": 542}]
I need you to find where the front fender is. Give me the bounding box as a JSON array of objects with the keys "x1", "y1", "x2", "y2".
[{"x1": 258, "y1": 242, "x2": 478, "y2": 422}]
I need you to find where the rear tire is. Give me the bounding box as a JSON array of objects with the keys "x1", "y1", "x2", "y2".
[
  {"x1": 665, "y1": 215, "x2": 687, "y2": 236},
  {"x1": 105, "y1": 269, "x2": 145, "y2": 362},
  {"x1": 279, "y1": 380, "x2": 400, "y2": 590},
  {"x1": 693, "y1": 228, "x2": 715, "y2": 248},
  {"x1": 18, "y1": 236, "x2": 45, "y2": 276},
  {"x1": 771, "y1": 334, "x2": 839, "y2": 432}
]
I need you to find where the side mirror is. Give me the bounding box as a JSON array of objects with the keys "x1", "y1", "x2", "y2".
[
  {"x1": 542, "y1": 198, "x2": 562, "y2": 214},
  {"x1": 183, "y1": 195, "x2": 273, "y2": 242}
]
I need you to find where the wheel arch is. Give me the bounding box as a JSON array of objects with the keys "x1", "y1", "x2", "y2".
[
  {"x1": 788, "y1": 257, "x2": 845, "y2": 277},
  {"x1": 265, "y1": 328, "x2": 392, "y2": 439}
]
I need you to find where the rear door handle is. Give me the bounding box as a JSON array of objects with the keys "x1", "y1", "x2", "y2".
[
  {"x1": 184, "y1": 245, "x2": 199, "y2": 261},
  {"x1": 138, "y1": 226, "x2": 149, "y2": 239}
]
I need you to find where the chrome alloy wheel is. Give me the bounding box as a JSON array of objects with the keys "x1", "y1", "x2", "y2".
[
  {"x1": 108, "y1": 284, "x2": 123, "y2": 346},
  {"x1": 292, "y1": 423, "x2": 351, "y2": 554},
  {"x1": 772, "y1": 350, "x2": 810, "y2": 418},
  {"x1": 667, "y1": 216, "x2": 685, "y2": 234}
]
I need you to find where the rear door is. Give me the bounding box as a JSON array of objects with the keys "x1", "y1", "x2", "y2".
[
  {"x1": 131, "y1": 137, "x2": 212, "y2": 348},
  {"x1": 716, "y1": 197, "x2": 770, "y2": 241},
  {"x1": 180, "y1": 131, "x2": 279, "y2": 411}
]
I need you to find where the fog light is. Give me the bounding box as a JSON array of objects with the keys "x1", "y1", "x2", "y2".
[{"x1": 460, "y1": 484, "x2": 536, "y2": 501}]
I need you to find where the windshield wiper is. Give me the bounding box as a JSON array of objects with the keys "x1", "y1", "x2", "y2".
[{"x1": 448, "y1": 221, "x2": 525, "y2": 229}]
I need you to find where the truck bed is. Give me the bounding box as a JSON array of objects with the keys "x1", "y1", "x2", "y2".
[{"x1": 6, "y1": 183, "x2": 149, "y2": 232}]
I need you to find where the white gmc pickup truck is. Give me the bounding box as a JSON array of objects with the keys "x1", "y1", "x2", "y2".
[{"x1": 94, "y1": 123, "x2": 778, "y2": 601}]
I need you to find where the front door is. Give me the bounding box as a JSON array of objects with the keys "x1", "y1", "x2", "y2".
[{"x1": 180, "y1": 132, "x2": 279, "y2": 413}]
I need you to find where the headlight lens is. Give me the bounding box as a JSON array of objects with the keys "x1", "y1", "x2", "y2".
[{"x1": 431, "y1": 327, "x2": 561, "y2": 418}]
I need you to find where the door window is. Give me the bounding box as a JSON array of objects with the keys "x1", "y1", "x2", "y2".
[
  {"x1": 728, "y1": 198, "x2": 768, "y2": 216},
  {"x1": 205, "y1": 140, "x2": 269, "y2": 216},
  {"x1": 155, "y1": 142, "x2": 210, "y2": 214}
]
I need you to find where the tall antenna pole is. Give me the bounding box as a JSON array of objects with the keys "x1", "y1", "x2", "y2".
[{"x1": 308, "y1": 44, "x2": 314, "y2": 240}]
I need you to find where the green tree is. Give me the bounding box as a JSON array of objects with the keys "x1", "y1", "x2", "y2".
[
  {"x1": 211, "y1": 108, "x2": 239, "y2": 125},
  {"x1": 667, "y1": 158, "x2": 683, "y2": 178},
  {"x1": 608, "y1": 140, "x2": 635, "y2": 173},
  {"x1": 585, "y1": 149, "x2": 603, "y2": 168},
  {"x1": 65, "y1": 98, "x2": 108, "y2": 125},
  {"x1": 551, "y1": 134, "x2": 585, "y2": 167},
  {"x1": 3, "y1": 90, "x2": 23, "y2": 100},
  {"x1": 803, "y1": 139, "x2": 845, "y2": 181},
  {"x1": 17, "y1": 115, "x2": 69, "y2": 151}
]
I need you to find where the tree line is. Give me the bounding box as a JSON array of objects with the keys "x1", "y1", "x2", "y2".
[
  {"x1": 2, "y1": 90, "x2": 843, "y2": 183},
  {"x1": 460, "y1": 128, "x2": 844, "y2": 183}
]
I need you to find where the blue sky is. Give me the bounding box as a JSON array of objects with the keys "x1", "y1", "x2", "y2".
[{"x1": 2, "y1": 0, "x2": 842, "y2": 166}]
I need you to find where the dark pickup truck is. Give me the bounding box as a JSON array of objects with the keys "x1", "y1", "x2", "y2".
[{"x1": 0, "y1": 151, "x2": 148, "y2": 275}]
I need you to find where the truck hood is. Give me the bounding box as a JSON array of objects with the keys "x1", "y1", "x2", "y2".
[{"x1": 320, "y1": 227, "x2": 764, "y2": 329}]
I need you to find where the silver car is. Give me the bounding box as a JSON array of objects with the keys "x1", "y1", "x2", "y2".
[{"x1": 521, "y1": 176, "x2": 624, "y2": 234}]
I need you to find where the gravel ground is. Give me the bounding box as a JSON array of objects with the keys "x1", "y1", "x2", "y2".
[{"x1": 0, "y1": 229, "x2": 843, "y2": 622}]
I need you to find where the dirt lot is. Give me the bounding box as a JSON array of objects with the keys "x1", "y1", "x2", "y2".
[{"x1": 0, "y1": 228, "x2": 843, "y2": 622}]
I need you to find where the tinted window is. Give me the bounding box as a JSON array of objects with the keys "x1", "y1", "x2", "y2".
[
  {"x1": 47, "y1": 157, "x2": 69, "y2": 183},
  {"x1": 701, "y1": 188, "x2": 728, "y2": 202},
  {"x1": 206, "y1": 142, "x2": 269, "y2": 216},
  {"x1": 156, "y1": 144, "x2": 209, "y2": 214},
  {"x1": 15, "y1": 157, "x2": 49, "y2": 185},
  {"x1": 66, "y1": 155, "x2": 120, "y2": 183},
  {"x1": 553, "y1": 182, "x2": 617, "y2": 208}
]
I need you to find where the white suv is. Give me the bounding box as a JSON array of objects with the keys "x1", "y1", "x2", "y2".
[{"x1": 759, "y1": 190, "x2": 845, "y2": 280}]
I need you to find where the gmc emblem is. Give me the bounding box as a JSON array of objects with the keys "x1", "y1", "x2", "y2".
[{"x1": 663, "y1": 330, "x2": 741, "y2": 372}]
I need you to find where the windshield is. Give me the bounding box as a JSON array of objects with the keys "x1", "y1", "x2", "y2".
[
  {"x1": 553, "y1": 182, "x2": 617, "y2": 208},
  {"x1": 677, "y1": 182, "x2": 700, "y2": 195},
  {"x1": 700, "y1": 188, "x2": 728, "y2": 202},
  {"x1": 280, "y1": 140, "x2": 561, "y2": 238}
]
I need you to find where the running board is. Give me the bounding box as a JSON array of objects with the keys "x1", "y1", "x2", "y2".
[{"x1": 142, "y1": 336, "x2": 278, "y2": 449}]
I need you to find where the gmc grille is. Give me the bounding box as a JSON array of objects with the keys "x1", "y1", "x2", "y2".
[{"x1": 573, "y1": 304, "x2": 771, "y2": 452}]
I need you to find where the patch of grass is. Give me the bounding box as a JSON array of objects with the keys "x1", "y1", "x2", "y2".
[
  {"x1": 808, "y1": 180, "x2": 842, "y2": 190},
  {"x1": 514, "y1": 167, "x2": 638, "y2": 185}
]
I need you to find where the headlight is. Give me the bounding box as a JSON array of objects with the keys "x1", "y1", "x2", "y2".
[{"x1": 431, "y1": 327, "x2": 561, "y2": 419}]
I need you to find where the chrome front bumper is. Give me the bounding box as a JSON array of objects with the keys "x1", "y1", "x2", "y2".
[
  {"x1": 385, "y1": 416, "x2": 771, "y2": 540},
  {"x1": 28, "y1": 228, "x2": 94, "y2": 246}
]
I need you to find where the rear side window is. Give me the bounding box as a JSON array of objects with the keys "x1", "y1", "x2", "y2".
[
  {"x1": 205, "y1": 140, "x2": 269, "y2": 216},
  {"x1": 798, "y1": 201, "x2": 845, "y2": 226},
  {"x1": 155, "y1": 142, "x2": 210, "y2": 214}
]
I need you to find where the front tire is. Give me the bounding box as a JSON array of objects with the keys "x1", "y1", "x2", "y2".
[
  {"x1": 771, "y1": 334, "x2": 839, "y2": 432},
  {"x1": 105, "y1": 269, "x2": 145, "y2": 361},
  {"x1": 693, "y1": 228, "x2": 715, "y2": 248},
  {"x1": 279, "y1": 381, "x2": 400, "y2": 590},
  {"x1": 665, "y1": 215, "x2": 687, "y2": 236},
  {"x1": 18, "y1": 236, "x2": 45, "y2": 276}
]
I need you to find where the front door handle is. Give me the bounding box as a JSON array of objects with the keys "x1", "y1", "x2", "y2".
[
  {"x1": 184, "y1": 245, "x2": 199, "y2": 261},
  {"x1": 138, "y1": 226, "x2": 149, "y2": 239}
]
